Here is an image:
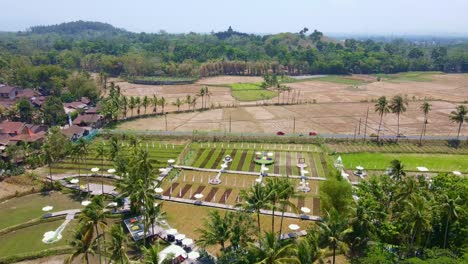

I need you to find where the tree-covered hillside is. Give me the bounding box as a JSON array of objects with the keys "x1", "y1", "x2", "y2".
[{"x1": 0, "y1": 21, "x2": 467, "y2": 81}]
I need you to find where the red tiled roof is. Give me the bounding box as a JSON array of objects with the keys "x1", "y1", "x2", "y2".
[
  {"x1": 0, "y1": 85, "x2": 16, "y2": 94},
  {"x1": 9, "y1": 127, "x2": 45, "y2": 142},
  {"x1": 0, "y1": 121, "x2": 26, "y2": 134},
  {"x1": 73, "y1": 114, "x2": 102, "y2": 125},
  {"x1": 17, "y1": 89, "x2": 38, "y2": 99},
  {"x1": 62, "y1": 125, "x2": 87, "y2": 137}
]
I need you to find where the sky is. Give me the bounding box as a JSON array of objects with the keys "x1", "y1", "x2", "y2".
[{"x1": 1, "y1": 0, "x2": 468, "y2": 35}]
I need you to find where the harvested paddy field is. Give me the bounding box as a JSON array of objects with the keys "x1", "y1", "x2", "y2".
[{"x1": 117, "y1": 100, "x2": 468, "y2": 136}]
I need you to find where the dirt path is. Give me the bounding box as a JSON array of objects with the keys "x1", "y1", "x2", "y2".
[
  {"x1": 163, "y1": 183, "x2": 179, "y2": 196},
  {"x1": 313, "y1": 198, "x2": 321, "y2": 216},
  {"x1": 307, "y1": 153, "x2": 319, "y2": 177},
  {"x1": 199, "y1": 149, "x2": 216, "y2": 168},
  {"x1": 286, "y1": 152, "x2": 292, "y2": 176},
  {"x1": 210, "y1": 149, "x2": 226, "y2": 169},
  {"x1": 219, "y1": 189, "x2": 232, "y2": 204},
  {"x1": 177, "y1": 184, "x2": 192, "y2": 198},
  {"x1": 274, "y1": 152, "x2": 281, "y2": 174},
  {"x1": 190, "y1": 186, "x2": 206, "y2": 199},
  {"x1": 236, "y1": 151, "x2": 247, "y2": 171},
  {"x1": 204, "y1": 187, "x2": 219, "y2": 202}
]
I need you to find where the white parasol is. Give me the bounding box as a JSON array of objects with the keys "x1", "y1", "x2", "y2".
[
  {"x1": 81, "y1": 200, "x2": 91, "y2": 206},
  {"x1": 70, "y1": 178, "x2": 79, "y2": 184},
  {"x1": 166, "y1": 228, "x2": 178, "y2": 235},
  {"x1": 107, "y1": 202, "x2": 118, "y2": 207},
  {"x1": 91, "y1": 168, "x2": 99, "y2": 173},
  {"x1": 167, "y1": 159, "x2": 175, "y2": 164},
  {"x1": 188, "y1": 252, "x2": 200, "y2": 259},
  {"x1": 194, "y1": 193, "x2": 204, "y2": 199},
  {"x1": 182, "y1": 238, "x2": 194, "y2": 246},
  {"x1": 107, "y1": 168, "x2": 116, "y2": 174},
  {"x1": 300, "y1": 207, "x2": 311, "y2": 214},
  {"x1": 42, "y1": 205, "x2": 53, "y2": 212},
  {"x1": 288, "y1": 224, "x2": 300, "y2": 231},
  {"x1": 453, "y1": 171, "x2": 462, "y2": 176},
  {"x1": 155, "y1": 187, "x2": 164, "y2": 193},
  {"x1": 356, "y1": 166, "x2": 364, "y2": 170},
  {"x1": 175, "y1": 234, "x2": 186, "y2": 240}
]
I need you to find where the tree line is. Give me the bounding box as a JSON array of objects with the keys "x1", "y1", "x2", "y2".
[{"x1": 1, "y1": 21, "x2": 467, "y2": 83}]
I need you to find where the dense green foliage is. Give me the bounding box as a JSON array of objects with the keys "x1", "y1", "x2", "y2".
[{"x1": 1, "y1": 21, "x2": 467, "y2": 83}]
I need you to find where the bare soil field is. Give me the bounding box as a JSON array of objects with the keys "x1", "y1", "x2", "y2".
[
  {"x1": 196, "y1": 75, "x2": 263, "y2": 85},
  {"x1": 117, "y1": 100, "x2": 468, "y2": 137},
  {"x1": 287, "y1": 73, "x2": 468, "y2": 103}
]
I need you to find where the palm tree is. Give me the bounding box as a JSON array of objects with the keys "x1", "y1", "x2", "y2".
[
  {"x1": 277, "y1": 179, "x2": 297, "y2": 236},
  {"x1": 75, "y1": 138, "x2": 90, "y2": 191},
  {"x1": 172, "y1": 98, "x2": 184, "y2": 112},
  {"x1": 388, "y1": 159, "x2": 406, "y2": 181},
  {"x1": 449, "y1": 105, "x2": 467, "y2": 140},
  {"x1": 129, "y1": 97, "x2": 136, "y2": 117},
  {"x1": 297, "y1": 232, "x2": 321, "y2": 264},
  {"x1": 239, "y1": 183, "x2": 272, "y2": 234},
  {"x1": 67, "y1": 223, "x2": 96, "y2": 264},
  {"x1": 247, "y1": 231, "x2": 300, "y2": 264},
  {"x1": 108, "y1": 224, "x2": 129, "y2": 264},
  {"x1": 318, "y1": 210, "x2": 352, "y2": 264},
  {"x1": 191, "y1": 97, "x2": 198, "y2": 111},
  {"x1": 95, "y1": 141, "x2": 107, "y2": 194},
  {"x1": 142, "y1": 244, "x2": 160, "y2": 264},
  {"x1": 135, "y1": 97, "x2": 141, "y2": 115},
  {"x1": 196, "y1": 211, "x2": 232, "y2": 250},
  {"x1": 440, "y1": 194, "x2": 461, "y2": 249},
  {"x1": 374, "y1": 96, "x2": 390, "y2": 141},
  {"x1": 401, "y1": 194, "x2": 432, "y2": 249},
  {"x1": 159, "y1": 96, "x2": 166, "y2": 114},
  {"x1": 80, "y1": 196, "x2": 109, "y2": 264},
  {"x1": 419, "y1": 101, "x2": 432, "y2": 145},
  {"x1": 42, "y1": 143, "x2": 54, "y2": 188},
  {"x1": 152, "y1": 95, "x2": 158, "y2": 114},
  {"x1": 109, "y1": 136, "x2": 120, "y2": 161},
  {"x1": 198, "y1": 87, "x2": 206, "y2": 110},
  {"x1": 204, "y1": 86, "x2": 212, "y2": 109},
  {"x1": 185, "y1": 95, "x2": 192, "y2": 111},
  {"x1": 120, "y1": 96, "x2": 128, "y2": 118},
  {"x1": 142, "y1": 95, "x2": 150, "y2": 115},
  {"x1": 145, "y1": 198, "x2": 166, "y2": 241},
  {"x1": 390, "y1": 95, "x2": 408, "y2": 139}
]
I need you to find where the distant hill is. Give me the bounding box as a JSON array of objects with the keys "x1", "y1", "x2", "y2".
[{"x1": 27, "y1": 20, "x2": 127, "y2": 35}]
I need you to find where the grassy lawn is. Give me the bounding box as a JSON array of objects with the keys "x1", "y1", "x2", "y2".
[
  {"x1": 327, "y1": 141, "x2": 468, "y2": 154},
  {"x1": 313, "y1": 75, "x2": 368, "y2": 85},
  {"x1": 229, "y1": 83, "x2": 277, "y2": 101},
  {"x1": 0, "y1": 219, "x2": 76, "y2": 257},
  {"x1": 336, "y1": 153, "x2": 468, "y2": 172},
  {"x1": 0, "y1": 192, "x2": 82, "y2": 230},
  {"x1": 375, "y1": 71, "x2": 441, "y2": 82}
]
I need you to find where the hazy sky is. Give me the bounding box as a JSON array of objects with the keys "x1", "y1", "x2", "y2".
[{"x1": 1, "y1": 0, "x2": 467, "y2": 35}]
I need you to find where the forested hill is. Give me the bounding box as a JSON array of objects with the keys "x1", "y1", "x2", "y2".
[
  {"x1": 26, "y1": 21, "x2": 127, "y2": 35},
  {"x1": 0, "y1": 21, "x2": 467, "y2": 81}
]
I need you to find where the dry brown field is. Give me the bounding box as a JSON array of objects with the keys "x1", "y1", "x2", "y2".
[{"x1": 115, "y1": 73, "x2": 468, "y2": 136}]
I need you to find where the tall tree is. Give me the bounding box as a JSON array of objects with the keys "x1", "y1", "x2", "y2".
[
  {"x1": 172, "y1": 98, "x2": 184, "y2": 112},
  {"x1": 439, "y1": 194, "x2": 461, "y2": 249},
  {"x1": 129, "y1": 96, "x2": 136, "y2": 117},
  {"x1": 185, "y1": 95, "x2": 192, "y2": 111},
  {"x1": 247, "y1": 231, "x2": 300, "y2": 264},
  {"x1": 374, "y1": 96, "x2": 390, "y2": 141},
  {"x1": 107, "y1": 224, "x2": 129, "y2": 264},
  {"x1": 240, "y1": 183, "x2": 272, "y2": 234},
  {"x1": 159, "y1": 96, "x2": 166, "y2": 114},
  {"x1": 449, "y1": 105, "x2": 467, "y2": 140},
  {"x1": 389, "y1": 95, "x2": 408, "y2": 139},
  {"x1": 196, "y1": 210, "x2": 232, "y2": 250},
  {"x1": 142, "y1": 95, "x2": 150, "y2": 115},
  {"x1": 151, "y1": 95, "x2": 158, "y2": 113},
  {"x1": 318, "y1": 210, "x2": 352, "y2": 264},
  {"x1": 419, "y1": 101, "x2": 432, "y2": 145}
]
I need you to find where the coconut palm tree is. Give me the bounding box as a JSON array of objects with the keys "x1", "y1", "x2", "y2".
[
  {"x1": 196, "y1": 210, "x2": 232, "y2": 250},
  {"x1": 108, "y1": 224, "x2": 129, "y2": 264},
  {"x1": 440, "y1": 194, "x2": 461, "y2": 249},
  {"x1": 191, "y1": 96, "x2": 198, "y2": 111},
  {"x1": 67, "y1": 223, "x2": 96, "y2": 264},
  {"x1": 419, "y1": 101, "x2": 432, "y2": 145},
  {"x1": 129, "y1": 97, "x2": 136, "y2": 117},
  {"x1": 449, "y1": 105, "x2": 467, "y2": 140},
  {"x1": 159, "y1": 96, "x2": 166, "y2": 114},
  {"x1": 135, "y1": 97, "x2": 141, "y2": 115},
  {"x1": 247, "y1": 231, "x2": 300, "y2": 264},
  {"x1": 80, "y1": 196, "x2": 109, "y2": 264},
  {"x1": 75, "y1": 138, "x2": 90, "y2": 191},
  {"x1": 401, "y1": 194, "x2": 432, "y2": 249},
  {"x1": 198, "y1": 87, "x2": 206, "y2": 110},
  {"x1": 390, "y1": 95, "x2": 408, "y2": 139},
  {"x1": 297, "y1": 232, "x2": 321, "y2": 264},
  {"x1": 95, "y1": 141, "x2": 107, "y2": 194},
  {"x1": 142, "y1": 244, "x2": 160, "y2": 264},
  {"x1": 277, "y1": 179, "x2": 298, "y2": 236},
  {"x1": 142, "y1": 96, "x2": 150, "y2": 115},
  {"x1": 185, "y1": 95, "x2": 192, "y2": 111},
  {"x1": 388, "y1": 159, "x2": 406, "y2": 181},
  {"x1": 109, "y1": 136, "x2": 120, "y2": 161},
  {"x1": 318, "y1": 210, "x2": 352, "y2": 264},
  {"x1": 120, "y1": 96, "x2": 128, "y2": 118},
  {"x1": 204, "y1": 86, "x2": 212, "y2": 109},
  {"x1": 239, "y1": 183, "x2": 272, "y2": 234},
  {"x1": 374, "y1": 96, "x2": 390, "y2": 141},
  {"x1": 172, "y1": 98, "x2": 184, "y2": 112},
  {"x1": 145, "y1": 197, "x2": 166, "y2": 242},
  {"x1": 151, "y1": 95, "x2": 158, "y2": 114}
]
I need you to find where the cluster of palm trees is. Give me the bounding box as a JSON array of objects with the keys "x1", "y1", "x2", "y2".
[
  {"x1": 195, "y1": 161, "x2": 466, "y2": 263},
  {"x1": 374, "y1": 95, "x2": 467, "y2": 141},
  {"x1": 68, "y1": 137, "x2": 167, "y2": 263},
  {"x1": 101, "y1": 83, "x2": 215, "y2": 122}
]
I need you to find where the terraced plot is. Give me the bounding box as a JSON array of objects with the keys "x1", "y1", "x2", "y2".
[{"x1": 191, "y1": 147, "x2": 328, "y2": 177}]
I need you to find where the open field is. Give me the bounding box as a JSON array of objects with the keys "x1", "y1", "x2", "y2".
[
  {"x1": 230, "y1": 83, "x2": 277, "y2": 101},
  {"x1": 336, "y1": 153, "x2": 468, "y2": 173},
  {"x1": 0, "y1": 192, "x2": 81, "y2": 230},
  {"x1": 117, "y1": 100, "x2": 468, "y2": 137},
  {"x1": 0, "y1": 219, "x2": 76, "y2": 258},
  {"x1": 327, "y1": 141, "x2": 468, "y2": 154}
]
